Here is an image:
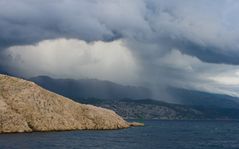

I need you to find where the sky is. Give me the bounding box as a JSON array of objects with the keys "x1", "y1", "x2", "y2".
[{"x1": 1, "y1": 0, "x2": 239, "y2": 97}]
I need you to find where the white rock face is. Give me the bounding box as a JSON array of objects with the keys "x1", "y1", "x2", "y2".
[{"x1": 0, "y1": 74, "x2": 140, "y2": 133}]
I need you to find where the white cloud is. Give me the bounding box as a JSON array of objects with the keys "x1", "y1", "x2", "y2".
[
  {"x1": 5, "y1": 39, "x2": 139, "y2": 84},
  {"x1": 146, "y1": 49, "x2": 239, "y2": 97},
  {"x1": 209, "y1": 76, "x2": 239, "y2": 85},
  {"x1": 208, "y1": 69, "x2": 239, "y2": 86},
  {"x1": 158, "y1": 49, "x2": 199, "y2": 71}
]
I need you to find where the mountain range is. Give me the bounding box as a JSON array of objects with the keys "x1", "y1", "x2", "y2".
[
  {"x1": 29, "y1": 76, "x2": 152, "y2": 100},
  {"x1": 29, "y1": 76, "x2": 239, "y2": 109},
  {"x1": 28, "y1": 76, "x2": 239, "y2": 120}
]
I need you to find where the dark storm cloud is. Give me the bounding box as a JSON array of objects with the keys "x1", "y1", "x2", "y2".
[
  {"x1": 180, "y1": 43, "x2": 239, "y2": 65},
  {"x1": 1, "y1": 0, "x2": 239, "y2": 65},
  {"x1": 153, "y1": 37, "x2": 239, "y2": 65},
  {"x1": 1, "y1": 0, "x2": 239, "y2": 97},
  {"x1": 0, "y1": 0, "x2": 147, "y2": 49}
]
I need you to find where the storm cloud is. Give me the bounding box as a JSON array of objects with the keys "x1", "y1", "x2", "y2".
[
  {"x1": 1, "y1": 0, "x2": 239, "y2": 63},
  {"x1": 1, "y1": 0, "x2": 239, "y2": 97}
]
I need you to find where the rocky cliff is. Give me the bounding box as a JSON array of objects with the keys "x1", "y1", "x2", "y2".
[{"x1": 0, "y1": 74, "x2": 141, "y2": 133}]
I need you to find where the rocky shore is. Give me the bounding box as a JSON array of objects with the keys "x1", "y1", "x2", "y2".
[{"x1": 0, "y1": 74, "x2": 143, "y2": 133}]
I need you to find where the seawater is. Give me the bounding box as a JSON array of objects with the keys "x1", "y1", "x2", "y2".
[{"x1": 0, "y1": 120, "x2": 239, "y2": 149}]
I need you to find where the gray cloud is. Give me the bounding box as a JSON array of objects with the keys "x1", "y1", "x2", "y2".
[
  {"x1": 1, "y1": 0, "x2": 239, "y2": 64},
  {"x1": 1, "y1": 0, "x2": 239, "y2": 97},
  {"x1": 0, "y1": 0, "x2": 148, "y2": 48}
]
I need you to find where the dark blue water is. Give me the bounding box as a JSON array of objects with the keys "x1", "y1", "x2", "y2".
[{"x1": 0, "y1": 120, "x2": 239, "y2": 149}]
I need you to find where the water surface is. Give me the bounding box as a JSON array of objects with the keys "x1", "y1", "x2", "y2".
[{"x1": 0, "y1": 120, "x2": 239, "y2": 149}]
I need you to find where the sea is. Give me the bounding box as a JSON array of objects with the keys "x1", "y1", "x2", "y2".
[{"x1": 0, "y1": 120, "x2": 239, "y2": 149}]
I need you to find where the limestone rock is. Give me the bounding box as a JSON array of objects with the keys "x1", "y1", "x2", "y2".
[{"x1": 0, "y1": 74, "x2": 143, "y2": 133}]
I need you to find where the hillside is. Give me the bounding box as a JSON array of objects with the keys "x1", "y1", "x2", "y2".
[
  {"x1": 167, "y1": 88, "x2": 239, "y2": 109},
  {"x1": 29, "y1": 76, "x2": 152, "y2": 99},
  {"x1": 76, "y1": 98, "x2": 239, "y2": 120}
]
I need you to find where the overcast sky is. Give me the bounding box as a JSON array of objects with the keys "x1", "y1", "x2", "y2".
[{"x1": 1, "y1": 0, "x2": 239, "y2": 97}]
